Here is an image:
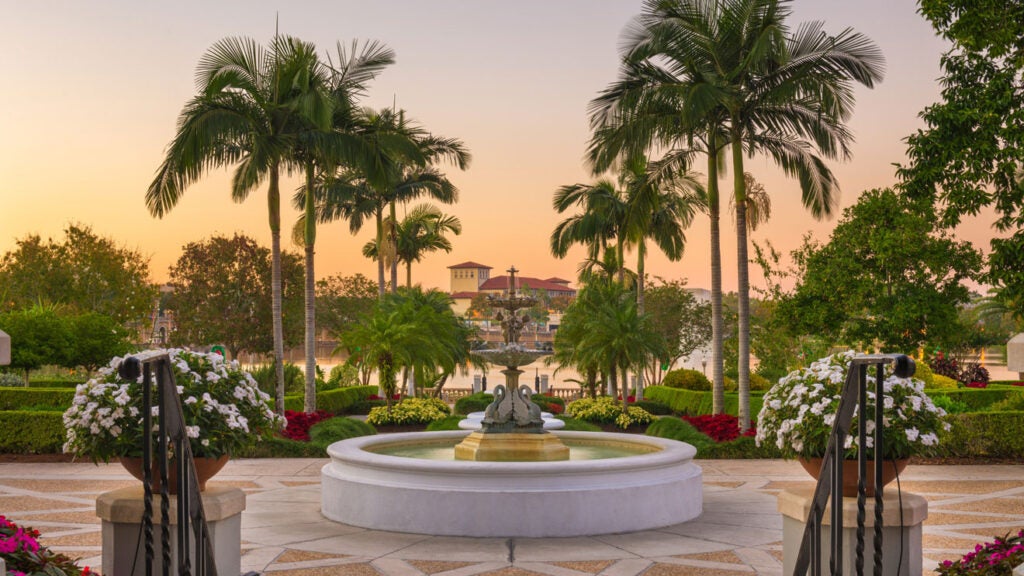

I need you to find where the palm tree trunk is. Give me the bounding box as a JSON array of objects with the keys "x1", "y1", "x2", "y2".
[
  {"x1": 731, "y1": 137, "x2": 751, "y2": 432},
  {"x1": 375, "y1": 208, "x2": 386, "y2": 298},
  {"x1": 621, "y1": 365, "x2": 629, "y2": 415},
  {"x1": 303, "y1": 162, "x2": 317, "y2": 414},
  {"x1": 616, "y1": 240, "x2": 626, "y2": 285},
  {"x1": 636, "y1": 240, "x2": 646, "y2": 401},
  {"x1": 268, "y1": 165, "x2": 286, "y2": 415},
  {"x1": 406, "y1": 262, "x2": 413, "y2": 288},
  {"x1": 708, "y1": 145, "x2": 725, "y2": 416},
  {"x1": 389, "y1": 201, "x2": 399, "y2": 293}
]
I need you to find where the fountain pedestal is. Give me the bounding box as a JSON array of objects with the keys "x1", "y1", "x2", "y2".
[{"x1": 455, "y1": 432, "x2": 570, "y2": 461}]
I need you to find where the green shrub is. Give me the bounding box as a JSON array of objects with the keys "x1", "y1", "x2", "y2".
[
  {"x1": 531, "y1": 394, "x2": 565, "y2": 415},
  {"x1": 566, "y1": 396, "x2": 654, "y2": 429},
  {"x1": 454, "y1": 392, "x2": 493, "y2": 415},
  {"x1": 633, "y1": 399, "x2": 672, "y2": 415},
  {"x1": 327, "y1": 364, "x2": 359, "y2": 388},
  {"x1": 366, "y1": 397, "x2": 450, "y2": 426},
  {"x1": 989, "y1": 394, "x2": 1024, "y2": 412},
  {"x1": 309, "y1": 417, "x2": 376, "y2": 447},
  {"x1": 662, "y1": 369, "x2": 711, "y2": 391},
  {"x1": 926, "y1": 388, "x2": 1024, "y2": 411},
  {"x1": 235, "y1": 435, "x2": 326, "y2": 458},
  {"x1": 251, "y1": 362, "x2": 304, "y2": 396},
  {"x1": 724, "y1": 374, "x2": 771, "y2": 391},
  {"x1": 644, "y1": 385, "x2": 765, "y2": 417},
  {"x1": 27, "y1": 380, "x2": 84, "y2": 388},
  {"x1": 0, "y1": 411, "x2": 65, "y2": 453},
  {"x1": 0, "y1": 372, "x2": 27, "y2": 387},
  {"x1": 928, "y1": 374, "x2": 958, "y2": 389},
  {"x1": 938, "y1": 412, "x2": 1024, "y2": 458},
  {"x1": 283, "y1": 385, "x2": 376, "y2": 414},
  {"x1": 913, "y1": 362, "x2": 935, "y2": 387},
  {"x1": 0, "y1": 388, "x2": 75, "y2": 411},
  {"x1": 932, "y1": 394, "x2": 970, "y2": 414},
  {"x1": 554, "y1": 416, "x2": 601, "y2": 432},
  {"x1": 426, "y1": 415, "x2": 465, "y2": 431},
  {"x1": 346, "y1": 399, "x2": 387, "y2": 415},
  {"x1": 615, "y1": 406, "x2": 656, "y2": 429},
  {"x1": 646, "y1": 417, "x2": 711, "y2": 448}
]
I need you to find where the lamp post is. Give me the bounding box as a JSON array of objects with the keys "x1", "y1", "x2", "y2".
[{"x1": 701, "y1": 353, "x2": 707, "y2": 376}]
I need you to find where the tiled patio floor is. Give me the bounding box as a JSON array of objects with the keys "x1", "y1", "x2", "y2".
[{"x1": 1, "y1": 458, "x2": 1021, "y2": 575}]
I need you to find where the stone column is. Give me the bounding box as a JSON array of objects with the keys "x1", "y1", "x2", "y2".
[
  {"x1": 1007, "y1": 333, "x2": 1024, "y2": 380},
  {"x1": 0, "y1": 329, "x2": 10, "y2": 365},
  {"x1": 96, "y1": 486, "x2": 245, "y2": 576},
  {"x1": 778, "y1": 487, "x2": 928, "y2": 576}
]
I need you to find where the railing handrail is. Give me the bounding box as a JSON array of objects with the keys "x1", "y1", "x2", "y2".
[
  {"x1": 792, "y1": 353, "x2": 915, "y2": 576},
  {"x1": 118, "y1": 353, "x2": 219, "y2": 576}
]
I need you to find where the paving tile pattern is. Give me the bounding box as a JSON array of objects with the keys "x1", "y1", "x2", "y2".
[{"x1": 0, "y1": 458, "x2": 1021, "y2": 575}]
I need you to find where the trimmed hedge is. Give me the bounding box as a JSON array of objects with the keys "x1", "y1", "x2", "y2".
[
  {"x1": 454, "y1": 392, "x2": 493, "y2": 415},
  {"x1": 926, "y1": 388, "x2": 1024, "y2": 411},
  {"x1": 644, "y1": 385, "x2": 765, "y2": 417},
  {"x1": 938, "y1": 411, "x2": 1024, "y2": 458},
  {"x1": 28, "y1": 380, "x2": 85, "y2": 389},
  {"x1": 0, "y1": 388, "x2": 76, "y2": 411},
  {"x1": 282, "y1": 385, "x2": 377, "y2": 414},
  {"x1": 425, "y1": 415, "x2": 464, "y2": 431},
  {"x1": 645, "y1": 417, "x2": 781, "y2": 459},
  {"x1": 0, "y1": 411, "x2": 66, "y2": 453},
  {"x1": 308, "y1": 417, "x2": 376, "y2": 446}
]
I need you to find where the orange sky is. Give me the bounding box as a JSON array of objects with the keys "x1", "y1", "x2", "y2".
[{"x1": 0, "y1": 1, "x2": 995, "y2": 294}]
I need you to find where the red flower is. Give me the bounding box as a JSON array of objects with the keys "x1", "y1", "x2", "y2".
[
  {"x1": 682, "y1": 414, "x2": 756, "y2": 442},
  {"x1": 280, "y1": 410, "x2": 333, "y2": 442},
  {"x1": 965, "y1": 381, "x2": 988, "y2": 389}
]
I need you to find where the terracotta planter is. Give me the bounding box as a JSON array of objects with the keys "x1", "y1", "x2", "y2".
[
  {"x1": 798, "y1": 457, "x2": 908, "y2": 497},
  {"x1": 119, "y1": 455, "x2": 229, "y2": 494}
]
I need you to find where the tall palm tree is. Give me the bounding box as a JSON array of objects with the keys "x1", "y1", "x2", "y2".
[
  {"x1": 293, "y1": 40, "x2": 396, "y2": 413},
  {"x1": 363, "y1": 204, "x2": 462, "y2": 288},
  {"x1": 550, "y1": 180, "x2": 629, "y2": 284},
  {"x1": 146, "y1": 35, "x2": 328, "y2": 414},
  {"x1": 591, "y1": 0, "x2": 883, "y2": 430}
]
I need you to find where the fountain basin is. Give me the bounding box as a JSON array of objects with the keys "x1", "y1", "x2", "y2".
[{"x1": 321, "y1": 430, "x2": 702, "y2": 537}]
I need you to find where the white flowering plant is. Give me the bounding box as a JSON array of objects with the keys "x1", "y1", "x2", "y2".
[
  {"x1": 756, "y1": 351, "x2": 951, "y2": 460},
  {"x1": 63, "y1": 349, "x2": 284, "y2": 463}
]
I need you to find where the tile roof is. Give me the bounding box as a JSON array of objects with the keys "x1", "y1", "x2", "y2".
[
  {"x1": 450, "y1": 291, "x2": 479, "y2": 299},
  {"x1": 448, "y1": 261, "x2": 492, "y2": 270},
  {"x1": 478, "y1": 276, "x2": 576, "y2": 293}
]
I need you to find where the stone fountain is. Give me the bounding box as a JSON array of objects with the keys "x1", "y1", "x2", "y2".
[
  {"x1": 320, "y1": 266, "x2": 703, "y2": 537},
  {"x1": 455, "y1": 267, "x2": 569, "y2": 461}
]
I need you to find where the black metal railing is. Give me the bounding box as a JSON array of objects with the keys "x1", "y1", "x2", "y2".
[
  {"x1": 118, "y1": 352, "x2": 219, "y2": 576},
  {"x1": 792, "y1": 353, "x2": 915, "y2": 576}
]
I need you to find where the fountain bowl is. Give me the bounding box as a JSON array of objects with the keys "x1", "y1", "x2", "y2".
[{"x1": 321, "y1": 430, "x2": 702, "y2": 537}]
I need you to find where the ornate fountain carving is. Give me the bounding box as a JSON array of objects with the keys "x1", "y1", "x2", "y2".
[{"x1": 455, "y1": 266, "x2": 568, "y2": 460}]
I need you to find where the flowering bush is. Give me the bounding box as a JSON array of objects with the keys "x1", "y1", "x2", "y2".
[
  {"x1": 756, "y1": 351, "x2": 950, "y2": 460},
  {"x1": 567, "y1": 396, "x2": 654, "y2": 429},
  {"x1": 63, "y1": 349, "x2": 284, "y2": 462},
  {"x1": 683, "y1": 414, "x2": 756, "y2": 443},
  {"x1": 366, "y1": 397, "x2": 450, "y2": 425},
  {"x1": 937, "y1": 530, "x2": 1024, "y2": 575},
  {"x1": 281, "y1": 410, "x2": 333, "y2": 441},
  {"x1": 1, "y1": 515, "x2": 92, "y2": 575}
]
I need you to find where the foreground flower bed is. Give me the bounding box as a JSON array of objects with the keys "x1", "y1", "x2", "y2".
[
  {"x1": 682, "y1": 414, "x2": 756, "y2": 442},
  {"x1": 937, "y1": 529, "x2": 1024, "y2": 575},
  {"x1": 1, "y1": 515, "x2": 91, "y2": 575}
]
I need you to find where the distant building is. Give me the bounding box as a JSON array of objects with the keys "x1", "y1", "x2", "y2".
[{"x1": 447, "y1": 261, "x2": 576, "y2": 316}]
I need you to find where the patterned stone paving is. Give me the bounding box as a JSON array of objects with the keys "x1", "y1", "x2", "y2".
[{"x1": 0, "y1": 459, "x2": 1021, "y2": 575}]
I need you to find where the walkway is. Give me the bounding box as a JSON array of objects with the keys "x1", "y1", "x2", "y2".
[{"x1": 0, "y1": 459, "x2": 1021, "y2": 575}]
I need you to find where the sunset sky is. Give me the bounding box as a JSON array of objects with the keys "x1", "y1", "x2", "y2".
[{"x1": 1, "y1": 1, "x2": 990, "y2": 293}]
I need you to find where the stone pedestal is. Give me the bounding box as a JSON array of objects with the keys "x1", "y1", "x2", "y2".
[
  {"x1": 96, "y1": 485, "x2": 245, "y2": 576},
  {"x1": 778, "y1": 487, "x2": 928, "y2": 576},
  {"x1": 454, "y1": 431, "x2": 570, "y2": 461}
]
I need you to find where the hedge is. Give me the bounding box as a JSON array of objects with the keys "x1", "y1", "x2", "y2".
[
  {"x1": 282, "y1": 385, "x2": 377, "y2": 414},
  {"x1": 644, "y1": 386, "x2": 765, "y2": 417},
  {"x1": 937, "y1": 411, "x2": 1024, "y2": 459},
  {"x1": 925, "y1": 388, "x2": 1024, "y2": 411},
  {"x1": 0, "y1": 388, "x2": 76, "y2": 411},
  {"x1": 0, "y1": 411, "x2": 66, "y2": 453},
  {"x1": 28, "y1": 380, "x2": 85, "y2": 389}
]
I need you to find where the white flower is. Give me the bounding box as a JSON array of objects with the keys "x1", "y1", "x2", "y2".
[{"x1": 905, "y1": 427, "x2": 920, "y2": 442}]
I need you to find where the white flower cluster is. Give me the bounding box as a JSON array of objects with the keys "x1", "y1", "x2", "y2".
[
  {"x1": 755, "y1": 351, "x2": 950, "y2": 459},
  {"x1": 63, "y1": 348, "x2": 282, "y2": 462}
]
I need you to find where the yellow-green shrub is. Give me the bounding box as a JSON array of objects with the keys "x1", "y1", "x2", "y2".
[
  {"x1": 567, "y1": 396, "x2": 653, "y2": 426},
  {"x1": 927, "y1": 374, "x2": 959, "y2": 389},
  {"x1": 366, "y1": 397, "x2": 450, "y2": 426},
  {"x1": 662, "y1": 369, "x2": 712, "y2": 391}
]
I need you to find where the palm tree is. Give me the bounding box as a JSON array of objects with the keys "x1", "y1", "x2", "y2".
[
  {"x1": 363, "y1": 204, "x2": 462, "y2": 287},
  {"x1": 550, "y1": 180, "x2": 629, "y2": 283},
  {"x1": 293, "y1": 40, "x2": 396, "y2": 413},
  {"x1": 146, "y1": 35, "x2": 329, "y2": 414},
  {"x1": 591, "y1": 0, "x2": 883, "y2": 430}
]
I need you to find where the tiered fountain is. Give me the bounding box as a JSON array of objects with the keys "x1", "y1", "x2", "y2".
[{"x1": 321, "y1": 266, "x2": 703, "y2": 537}]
